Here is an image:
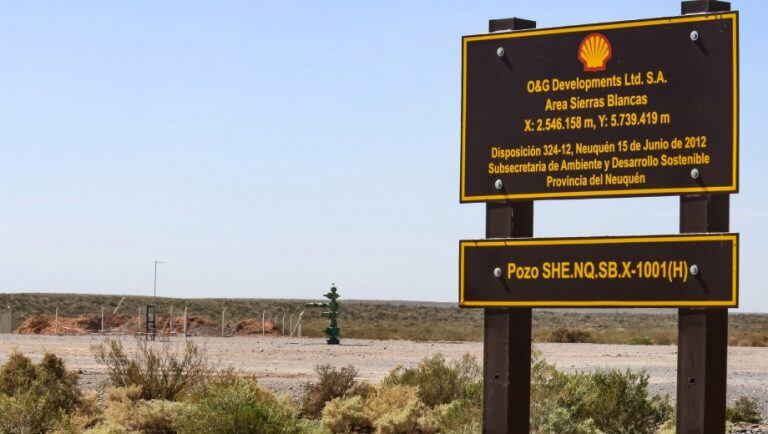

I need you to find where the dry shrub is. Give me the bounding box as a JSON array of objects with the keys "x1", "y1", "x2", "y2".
[
  {"x1": 382, "y1": 353, "x2": 481, "y2": 408},
  {"x1": 0, "y1": 352, "x2": 84, "y2": 433},
  {"x1": 428, "y1": 399, "x2": 482, "y2": 434},
  {"x1": 530, "y1": 349, "x2": 672, "y2": 434},
  {"x1": 301, "y1": 364, "x2": 362, "y2": 418},
  {"x1": 175, "y1": 373, "x2": 303, "y2": 434},
  {"x1": 366, "y1": 385, "x2": 431, "y2": 434},
  {"x1": 321, "y1": 395, "x2": 371, "y2": 433},
  {"x1": 91, "y1": 337, "x2": 210, "y2": 401},
  {"x1": 538, "y1": 406, "x2": 602, "y2": 434},
  {"x1": 321, "y1": 383, "x2": 447, "y2": 434},
  {"x1": 731, "y1": 333, "x2": 768, "y2": 347},
  {"x1": 88, "y1": 386, "x2": 187, "y2": 434},
  {"x1": 53, "y1": 390, "x2": 102, "y2": 433},
  {"x1": 548, "y1": 327, "x2": 593, "y2": 343},
  {"x1": 726, "y1": 396, "x2": 762, "y2": 423},
  {"x1": 628, "y1": 336, "x2": 654, "y2": 346}
]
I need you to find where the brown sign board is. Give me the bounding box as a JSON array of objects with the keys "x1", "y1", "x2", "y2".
[
  {"x1": 459, "y1": 233, "x2": 738, "y2": 308},
  {"x1": 461, "y1": 12, "x2": 738, "y2": 202}
]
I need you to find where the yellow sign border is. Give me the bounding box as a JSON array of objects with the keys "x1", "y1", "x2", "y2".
[
  {"x1": 460, "y1": 12, "x2": 739, "y2": 202},
  {"x1": 458, "y1": 233, "x2": 738, "y2": 308}
]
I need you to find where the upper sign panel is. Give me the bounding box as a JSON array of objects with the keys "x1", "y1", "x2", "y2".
[{"x1": 461, "y1": 12, "x2": 738, "y2": 202}]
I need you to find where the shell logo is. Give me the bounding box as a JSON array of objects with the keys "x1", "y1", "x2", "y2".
[{"x1": 578, "y1": 33, "x2": 612, "y2": 72}]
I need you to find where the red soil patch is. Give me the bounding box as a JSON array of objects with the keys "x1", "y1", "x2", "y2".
[
  {"x1": 14, "y1": 314, "x2": 281, "y2": 337},
  {"x1": 15, "y1": 314, "x2": 138, "y2": 335},
  {"x1": 233, "y1": 318, "x2": 280, "y2": 335}
]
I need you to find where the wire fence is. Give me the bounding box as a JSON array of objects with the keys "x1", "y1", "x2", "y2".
[
  {"x1": 1, "y1": 310, "x2": 11, "y2": 334},
  {"x1": 4, "y1": 306, "x2": 307, "y2": 338}
]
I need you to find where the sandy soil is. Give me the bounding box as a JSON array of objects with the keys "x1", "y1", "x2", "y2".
[{"x1": 1, "y1": 335, "x2": 767, "y2": 418}]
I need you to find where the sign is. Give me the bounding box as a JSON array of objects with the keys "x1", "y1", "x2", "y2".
[
  {"x1": 461, "y1": 12, "x2": 738, "y2": 202},
  {"x1": 459, "y1": 233, "x2": 738, "y2": 307}
]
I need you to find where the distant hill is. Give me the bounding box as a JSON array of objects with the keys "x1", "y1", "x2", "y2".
[{"x1": 0, "y1": 293, "x2": 766, "y2": 346}]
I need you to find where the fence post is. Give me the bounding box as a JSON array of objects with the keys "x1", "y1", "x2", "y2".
[
  {"x1": 101, "y1": 307, "x2": 104, "y2": 335},
  {"x1": 221, "y1": 308, "x2": 226, "y2": 337},
  {"x1": 298, "y1": 311, "x2": 303, "y2": 338},
  {"x1": 55, "y1": 307, "x2": 59, "y2": 336},
  {"x1": 184, "y1": 307, "x2": 188, "y2": 337},
  {"x1": 262, "y1": 311, "x2": 266, "y2": 336}
]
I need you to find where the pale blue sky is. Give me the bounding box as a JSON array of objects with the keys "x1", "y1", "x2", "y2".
[{"x1": 0, "y1": 1, "x2": 766, "y2": 311}]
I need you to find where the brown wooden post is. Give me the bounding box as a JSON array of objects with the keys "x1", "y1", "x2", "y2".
[
  {"x1": 677, "y1": 5, "x2": 732, "y2": 434},
  {"x1": 484, "y1": 198, "x2": 534, "y2": 434},
  {"x1": 677, "y1": 4, "x2": 732, "y2": 431},
  {"x1": 482, "y1": 19, "x2": 536, "y2": 434},
  {"x1": 678, "y1": 195, "x2": 730, "y2": 433},
  {"x1": 484, "y1": 201, "x2": 533, "y2": 433}
]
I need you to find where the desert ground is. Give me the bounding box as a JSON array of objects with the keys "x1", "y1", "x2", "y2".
[{"x1": 1, "y1": 334, "x2": 767, "y2": 420}]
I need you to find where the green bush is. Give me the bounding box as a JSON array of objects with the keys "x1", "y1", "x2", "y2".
[
  {"x1": 530, "y1": 350, "x2": 672, "y2": 434},
  {"x1": 548, "y1": 327, "x2": 594, "y2": 343},
  {"x1": 0, "y1": 352, "x2": 83, "y2": 433},
  {"x1": 176, "y1": 374, "x2": 303, "y2": 434},
  {"x1": 92, "y1": 337, "x2": 210, "y2": 401},
  {"x1": 577, "y1": 369, "x2": 671, "y2": 433},
  {"x1": 726, "y1": 396, "x2": 762, "y2": 423},
  {"x1": 382, "y1": 353, "x2": 481, "y2": 407},
  {"x1": 629, "y1": 336, "x2": 654, "y2": 345},
  {"x1": 301, "y1": 365, "x2": 363, "y2": 418},
  {"x1": 539, "y1": 406, "x2": 602, "y2": 434},
  {"x1": 429, "y1": 399, "x2": 481, "y2": 434}
]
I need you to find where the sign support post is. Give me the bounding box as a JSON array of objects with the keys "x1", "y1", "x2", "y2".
[
  {"x1": 484, "y1": 202, "x2": 534, "y2": 433},
  {"x1": 481, "y1": 18, "x2": 537, "y2": 434},
  {"x1": 677, "y1": 3, "x2": 732, "y2": 432},
  {"x1": 678, "y1": 195, "x2": 730, "y2": 433}
]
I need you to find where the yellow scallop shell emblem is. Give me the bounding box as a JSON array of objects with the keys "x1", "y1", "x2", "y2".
[{"x1": 578, "y1": 33, "x2": 612, "y2": 72}]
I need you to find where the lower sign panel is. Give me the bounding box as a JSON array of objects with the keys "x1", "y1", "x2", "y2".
[{"x1": 459, "y1": 234, "x2": 737, "y2": 308}]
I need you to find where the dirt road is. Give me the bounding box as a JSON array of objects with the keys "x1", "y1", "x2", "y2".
[{"x1": 1, "y1": 335, "x2": 767, "y2": 417}]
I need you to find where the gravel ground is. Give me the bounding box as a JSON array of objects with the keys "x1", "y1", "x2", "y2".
[{"x1": 1, "y1": 334, "x2": 767, "y2": 422}]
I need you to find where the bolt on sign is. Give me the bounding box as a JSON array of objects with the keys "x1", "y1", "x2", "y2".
[
  {"x1": 459, "y1": 233, "x2": 738, "y2": 308},
  {"x1": 460, "y1": 12, "x2": 738, "y2": 202}
]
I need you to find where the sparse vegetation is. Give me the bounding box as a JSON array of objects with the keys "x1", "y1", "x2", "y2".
[
  {"x1": 0, "y1": 341, "x2": 752, "y2": 433},
  {"x1": 726, "y1": 396, "x2": 762, "y2": 424},
  {"x1": 87, "y1": 340, "x2": 307, "y2": 433},
  {"x1": 3, "y1": 293, "x2": 768, "y2": 346},
  {"x1": 382, "y1": 353, "x2": 481, "y2": 408},
  {"x1": 92, "y1": 337, "x2": 210, "y2": 401},
  {"x1": 308, "y1": 351, "x2": 672, "y2": 433},
  {"x1": 301, "y1": 365, "x2": 365, "y2": 418},
  {"x1": 629, "y1": 336, "x2": 655, "y2": 345},
  {"x1": 316, "y1": 355, "x2": 481, "y2": 433},
  {"x1": 547, "y1": 327, "x2": 593, "y2": 343},
  {"x1": 90, "y1": 385, "x2": 188, "y2": 433},
  {"x1": 530, "y1": 350, "x2": 673, "y2": 433},
  {"x1": 177, "y1": 374, "x2": 304, "y2": 434}
]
